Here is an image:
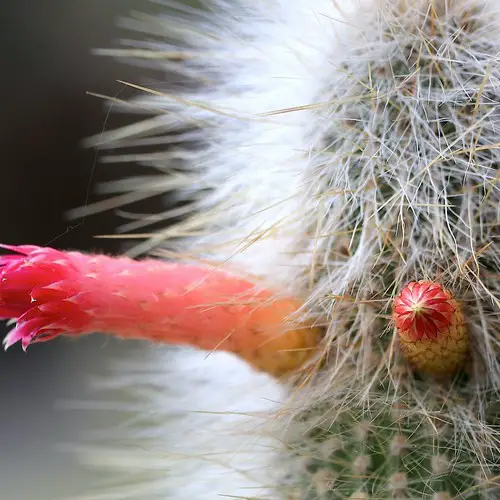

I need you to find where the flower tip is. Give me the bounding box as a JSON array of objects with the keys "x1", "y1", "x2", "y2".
[
  {"x1": 3, "y1": 330, "x2": 21, "y2": 351},
  {"x1": 0, "y1": 243, "x2": 77, "y2": 351},
  {"x1": 21, "y1": 338, "x2": 30, "y2": 352},
  {"x1": 0, "y1": 243, "x2": 39, "y2": 258},
  {"x1": 2, "y1": 338, "x2": 10, "y2": 352}
]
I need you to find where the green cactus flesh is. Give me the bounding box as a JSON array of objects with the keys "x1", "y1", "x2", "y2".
[{"x1": 286, "y1": 375, "x2": 500, "y2": 499}]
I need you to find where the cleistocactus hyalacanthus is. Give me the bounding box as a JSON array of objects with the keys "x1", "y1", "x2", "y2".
[
  {"x1": 3, "y1": 0, "x2": 500, "y2": 499},
  {"x1": 294, "y1": 389, "x2": 500, "y2": 499},
  {"x1": 281, "y1": 282, "x2": 498, "y2": 499}
]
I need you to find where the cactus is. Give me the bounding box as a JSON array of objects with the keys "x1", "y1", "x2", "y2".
[
  {"x1": 292, "y1": 385, "x2": 500, "y2": 499},
  {"x1": 284, "y1": 339, "x2": 500, "y2": 500},
  {"x1": 3, "y1": 0, "x2": 500, "y2": 499},
  {"x1": 282, "y1": 3, "x2": 500, "y2": 496},
  {"x1": 282, "y1": 280, "x2": 499, "y2": 499}
]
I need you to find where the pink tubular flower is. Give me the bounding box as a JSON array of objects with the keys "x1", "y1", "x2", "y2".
[{"x1": 0, "y1": 244, "x2": 320, "y2": 377}]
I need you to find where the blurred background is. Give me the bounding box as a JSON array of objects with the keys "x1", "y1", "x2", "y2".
[{"x1": 1, "y1": 1, "x2": 163, "y2": 497}]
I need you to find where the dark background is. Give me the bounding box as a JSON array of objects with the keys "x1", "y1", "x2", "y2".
[{"x1": 1, "y1": 1, "x2": 159, "y2": 497}]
